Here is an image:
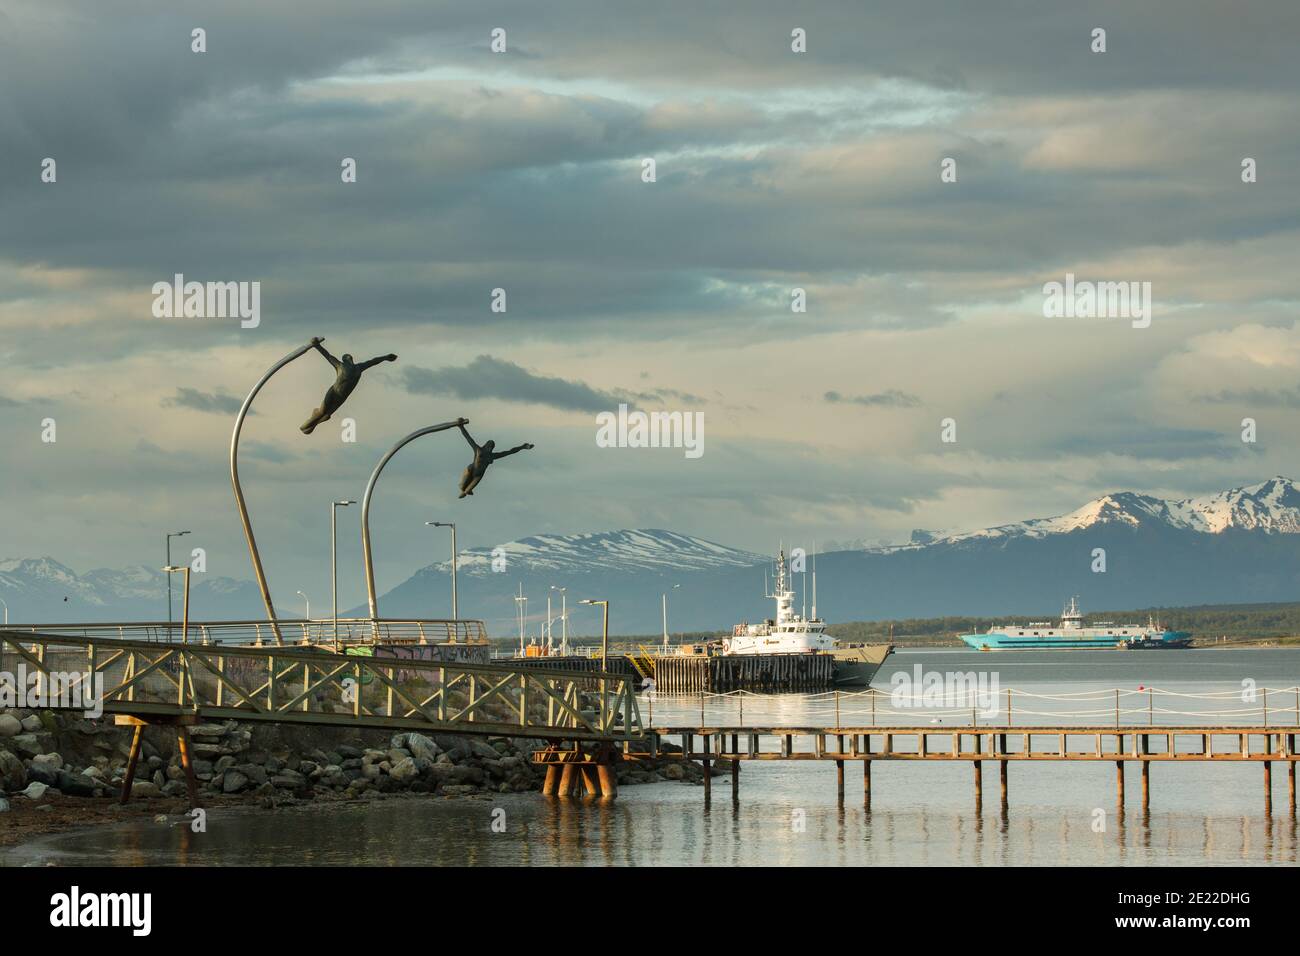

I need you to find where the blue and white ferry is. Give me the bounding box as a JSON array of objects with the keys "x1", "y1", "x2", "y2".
[{"x1": 960, "y1": 598, "x2": 1192, "y2": 650}]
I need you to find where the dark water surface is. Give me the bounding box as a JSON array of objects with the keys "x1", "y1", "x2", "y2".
[{"x1": 5, "y1": 648, "x2": 1299, "y2": 866}]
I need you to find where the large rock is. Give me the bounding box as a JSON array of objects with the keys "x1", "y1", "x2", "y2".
[
  {"x1": 130, "y1": 781, "x2": 162, "y2": 798},
  {"x1": 404, "y1": 733, "x2": 440, "y2": 762},
  {"x1": 21, "y1": 781, "x2": 49, "y2": 800},
  {"x1": 388, "y1": 757, "x2": 418, "y2": 782},
  {"x1": 31, "y1": 752, "x2": 64, "y2": 773},
  {"x1": 223, "y1": 770, "x2": 250, "y2": 794},
  {"x1": 25, "y1": 762, "x2": 59, "y2": 787},
  {"x1": 0, "y1": 797, "x2": 9, "y2": 813},
  {"x1": 20, "y1": 714, "x2": 43, "y2": 733},
  {"x1": 9, "y1": 733, "x2": 52, "y2": 758},
  {"x1": 0, "y1": 714, "x2": 22, "y2": 738},
  {"x1": 55, "y1": 770, "x2": 99, "y2": 798},
  {"x1": 0, "y1": 750, "x2": 26, "y2": 791}
]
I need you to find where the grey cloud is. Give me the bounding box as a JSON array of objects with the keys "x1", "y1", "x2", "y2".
[
  {"x1": 1198, "y1": 387, "x2": 1300, "y2": 409},
  {"x1": 825, "y1": 389, "x2": 921, "y2": 408},
  {"x1": 163, "y1": 388, "x2": 247, "y2": 415},
  {"x1": 402, "y1": 356, "x2": 616, "y2": 413}
]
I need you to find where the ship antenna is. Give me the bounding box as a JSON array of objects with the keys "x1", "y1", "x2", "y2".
[{"x1": 812, "y1": 542, "x2": 818, "y2": 622}]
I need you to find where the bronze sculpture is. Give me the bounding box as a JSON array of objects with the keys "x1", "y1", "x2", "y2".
[
  {"x1": 300, "y1": 337, "x2": 397, "y2": 434},
  {"x1": 456, "y1": 423, "x2": 534, "y2": 498}
]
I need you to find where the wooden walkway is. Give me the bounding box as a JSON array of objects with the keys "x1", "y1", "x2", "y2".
[{"x1": 648, "y1": 725, "x2": 1300, "y2": 814}]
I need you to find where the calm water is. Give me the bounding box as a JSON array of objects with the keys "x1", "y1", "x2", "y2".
[{"x1": 6, "y1": 648, "x2": 1300, "y2": 867}]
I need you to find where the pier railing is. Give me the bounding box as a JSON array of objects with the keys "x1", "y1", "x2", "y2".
[
  {"x1": 0, "y1": 629, "x2": 640, "y2": 741},
  {"x1": 0, "y1": 618, "x2": 488, "y2": 647},
  {"x1": 639, "y1": 685, "x2": 1300, "y2": 728}
]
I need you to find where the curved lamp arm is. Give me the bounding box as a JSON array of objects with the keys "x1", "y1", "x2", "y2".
[
  {"x1": 361, "y1": 420, "x2": 466, "y2": 630},
  {"x1": 230, "y1": 340, "x2": 317, "y2": 645}
]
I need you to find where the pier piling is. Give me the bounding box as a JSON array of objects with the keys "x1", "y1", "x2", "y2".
[
  {"x1": 973, "y1": 759, "x2": 982, "y2": 810},
  {"x1": 1264, "y1": 761, "x2": 1272, "y2": 815},
  {"x1": 1115, "y1": 760, "x2": 1125, "y2": 808},
  {"x1": 863, "y1": 759, "x2": 871, "y2": 810},
  {"x1": 999, "y1": 759, "x2": 1008, "y2": 812},
  {"x1": 836, "y1": 760, "x2": 845, "y2": 804}
]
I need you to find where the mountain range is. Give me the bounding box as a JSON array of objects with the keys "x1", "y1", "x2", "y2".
[{"x1": 5, "y1": 478, "x2": 1300, "y2": 635}]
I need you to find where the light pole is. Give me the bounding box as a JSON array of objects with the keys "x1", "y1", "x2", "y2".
[
  {"x1": 161, "y1": 566, "x2": 192, "y2": 644},
  {"x1": 0, "y1": 596, "x2": 8, "y2": 626},
  {"x1": 165, "y1": 530, "x2": 191, "y2": 634},
  {"x1": 360, "y1": 419, "x2": 468, "y2": 631},
  {"x1": 426, "y1": 522, "x2": 458, "y2": 623},
  {"x1": 662, "y1": 583, "x2": 680, "y2": 651},
  {"x1": 580, "y1": 598, "x2": 610, "y2": 725},
  {"x1": 551, "y1": 586, "x2": 567, "y2": 655},
  {"x1": 331, "y1": 499, "x2": 355, "y2": 651},
  {"x1": 297, "y1": 590, "x2": 311, "y2": 621},
  {"x1": 514, "y1": 584, "x2": 527, "y2": 655}
]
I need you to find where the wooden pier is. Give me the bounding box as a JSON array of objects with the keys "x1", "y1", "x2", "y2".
[
  {"x1": 652, "y1": 653, "x2": 836, "y2": 695},
  {"x1": 646, "y1": 725, "x2": 1300, "y2": 814}
]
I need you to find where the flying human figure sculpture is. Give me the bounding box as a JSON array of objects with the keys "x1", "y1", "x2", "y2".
[
  {"x1": 456, "y1": 422, "x2": 534, "y2": 498},
  {"x1": 300, "y1": 337, "x2": 397, "y2": 434}
]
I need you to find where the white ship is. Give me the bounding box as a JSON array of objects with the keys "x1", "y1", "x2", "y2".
[
  {"x1": 720, "y1": 548, "x2": 893, "y2": 685},
  {"x1": 724, "y1": 548, "x2": 833, "y2": 655}
]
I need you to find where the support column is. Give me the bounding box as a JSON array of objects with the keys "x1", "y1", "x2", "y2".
[
  {"x1": 731, "y1": 758, "x2": 739, "y2": 804},
  {"x1": 1289, "y1": 760, "x2": 1296, "y2": 817},
  {"x1": 836, "y1": 760, "x2": 845, "y2": 805},
  {"x1": 702, "y1": 734, "x2": 711, "y2": 804},
  {"x1": 120, "y1": 724, "x2": 145, "y2": 805},
  {"x1": 863, "y1": 759, "x2": 872, "y2": 811},
  {"x1": 973, "y1": 760, "x2": 982, "y2": 811},
  {"x1": 1264, "y1": 761, "x2": 1272, "y2": 816},
  {"x1": 999, "y1": 759, "x2": 1008, "y2": 813},
  {"x1": 542, "y1": 764, "x2": 561, "y2": 796},
  {"x1": 176, "y1": 726, "x2": 199, "y2": 809},
  {"x1": 1115, "y1": 760, "x2": 1125, "y2": 809},
  {"x1": 596, "y1": 760, "x2": 618, "y2": 799},
  {"x1": 1141, "y1": 759, "x2": 1150, "y2": 813}
]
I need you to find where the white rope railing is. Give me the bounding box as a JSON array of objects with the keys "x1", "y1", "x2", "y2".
[{"x1": 635, "y1": 685, "x2": 1300, "y2": 727}]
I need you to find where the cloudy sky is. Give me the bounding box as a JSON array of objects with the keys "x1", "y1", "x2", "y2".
[{"x1": 1, "y1": 1, "x2": 1298, "y2": 614}]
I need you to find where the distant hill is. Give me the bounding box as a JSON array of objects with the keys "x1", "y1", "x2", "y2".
[{"x1": 8, "y1": 479, "x2": 1300, "y2": 634}]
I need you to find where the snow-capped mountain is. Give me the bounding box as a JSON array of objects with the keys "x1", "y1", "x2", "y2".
[
  {"x1": 0, "y1": 558, "x2": 270, "y2": 623},
  {"x1": 898, "y1": 477, "x2": 1300, "y2": 549},
  {"x1": 429, "y1": 529, "x2": 765, "y2": 576}
]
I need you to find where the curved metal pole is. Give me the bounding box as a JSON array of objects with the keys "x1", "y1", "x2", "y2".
[
  {"x1": 230, "y1": 341, "x2": 316, "y2": 645},
  {"x1": 361, "y1": 420, "x2": 465, "y2": 630}
]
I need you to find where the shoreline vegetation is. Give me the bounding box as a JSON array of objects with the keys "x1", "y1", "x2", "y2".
[{"x1": 0, "y1": 708, "x2": 717, "y2": 851}]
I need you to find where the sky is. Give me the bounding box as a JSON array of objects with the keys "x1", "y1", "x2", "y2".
[{"x1": 1, "y1": 1, "x2": 1298, "y2": 615}]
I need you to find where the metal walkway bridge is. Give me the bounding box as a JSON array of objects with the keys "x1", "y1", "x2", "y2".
[{"x1": 0, "y1": 627, "x2": 641, "y2": 741}]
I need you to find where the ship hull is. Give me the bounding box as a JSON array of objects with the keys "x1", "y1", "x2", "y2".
[
  {"x1": 831, "y1": 643, "x2": 894, "y2": 686},
  {"x1": 961, "y1": 631, "x2": 1191, "y2": 650}
]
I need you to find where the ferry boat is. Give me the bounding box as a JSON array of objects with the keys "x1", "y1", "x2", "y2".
[
  {"x1": 723, "y1": 548, "x2": 893, "y2": 685},
  {"x1": 960, "y1": 598, "x2": 1192, "y2": 650}
]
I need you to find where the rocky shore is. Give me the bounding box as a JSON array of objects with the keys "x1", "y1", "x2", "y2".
[{"x1": 0, "y1": 707, "x2": 716, "y2": 846}]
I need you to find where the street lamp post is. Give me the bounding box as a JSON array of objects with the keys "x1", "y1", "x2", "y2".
[
  {"x1": 165, "y1": 530, "x2": 191, "y2": 635},
  {"x1": 551, "y1": 586, "x2": 566, "y2": 655},
  {"x1": 426, "y1": 522, "x2": 458, "y2": 624},
  {"x1": 161, "y1": 566, "x2": 192, "y2": 644},
  {"x1": 662, "y1": 583, "x2": 680, "y2": 651},
  {"x1": 297, "y1": 590, "x2": 311, "y2": 621},
  {"x1": 514, "y1": 585, "x2": 527, "y2": 655},
  {"x1": 0, "y1": 596, "x2": 8, "y2": 626},
  {"x1": 331, "y1": 499, "x2": 355, "y2": 651},
  {"x1": 580, "y1": 598, "x2": 610, "y2": 726}
]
